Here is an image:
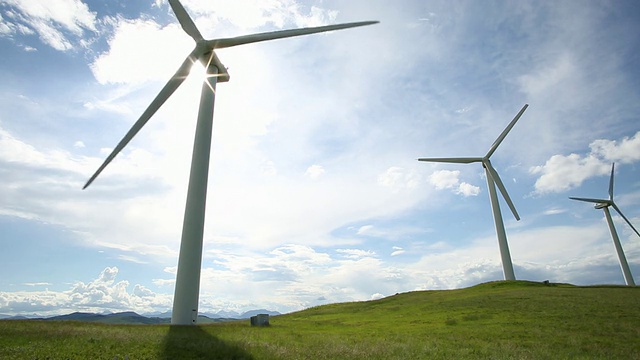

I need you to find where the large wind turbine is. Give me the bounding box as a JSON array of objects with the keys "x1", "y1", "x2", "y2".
[
  {"x1": 83, "y1": 0, "x2": 377, "y2": 325},
  {"x1": 570, "y1": 163, "x2": 639, "y2": 286},
  {"x1": 418, "y1": 104, "x2": 529, "y2": 281}
]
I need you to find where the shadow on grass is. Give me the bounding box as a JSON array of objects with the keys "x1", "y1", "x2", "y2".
[{"x1": 160, "y1": 325, "x2": 253, "y2": 360}]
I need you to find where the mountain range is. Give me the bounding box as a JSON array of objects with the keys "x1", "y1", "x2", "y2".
[{"x1": 0, "y1": 309, "x2": 281, "y2": 324}]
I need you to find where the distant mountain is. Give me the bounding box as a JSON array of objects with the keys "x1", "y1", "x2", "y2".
[
  {"x1": 142, "y1": 310, "x2": 172, "y2": 318},
  {"x1": 0, "y1": 309, "x2": 281, "y2": 324},
  {"x1": 1, "y1": 313, "x2": 41, "y2": 320},
  {"x1": 2, "y1": 315, "x2": 30, "y2": 320},
  {"x1": 43, "y1": 311, "x2": 169, "y2": 324}
]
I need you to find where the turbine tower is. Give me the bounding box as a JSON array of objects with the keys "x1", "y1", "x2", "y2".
[
  {"x1": 570, "y1": 163, "x2": 640, "y2": 286},
  {"x1": 418, "y1": 104, "x2": 529, "y2": 281},
  {"x1": 83, "y1": 0, "x2": 378, "y2": 325}
]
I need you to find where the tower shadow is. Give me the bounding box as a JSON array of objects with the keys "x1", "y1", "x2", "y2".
[{"x1": 160, "y1": 325, "x2": 253, "y2": 360}]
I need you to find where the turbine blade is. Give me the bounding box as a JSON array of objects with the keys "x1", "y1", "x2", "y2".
[
  {"x1": 485, "y1": 104, "x2": 528, "y2": 158},
  {"x1": 83, "y1": 53, "x2": 196, "y2": 189},
  {"x1": 168, "y1": 0, "x2": 203, "y2": 42},
  {"x1": 609, "y1": 163, "x2": 615, "y2": 201},
  {"x1": 569, "y1": 197, "x2": 610, "y2": 204},
  {"x1": 485, "y1": 162, "x2": 520, "y2": 220},
  {"x1": 612, "y1": 203, "x2": 640, "y2": 238},
  {"x1": 417, "y1": 157, "x2": 483, "y2": 164},
  {"x1": 207, "y1": 21, "x2": 378, "y2": 49}
]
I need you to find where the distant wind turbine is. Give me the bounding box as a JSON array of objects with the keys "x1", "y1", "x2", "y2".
[
  {"x1": 570, "y1": 163, "x2": 639, "y2": 286},
  {"x1": 83, "y1": 0, "x2": 378, "y2": 325},
  {"x1": 418, "y1": 104, "x2": 529, "y2": 281}
]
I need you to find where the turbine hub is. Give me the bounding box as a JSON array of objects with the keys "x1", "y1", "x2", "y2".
[{"x1": 194, "y1": 43, "x2": 230, "y2": 82}]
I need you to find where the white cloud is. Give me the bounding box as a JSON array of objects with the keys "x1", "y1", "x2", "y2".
[
  {"x1": 90, "y1": 19, "x2": 192, "y2": 85},
  {"x1": 1, "y1": 0, "x2": 96, "y2": 51},
  {"x1": 457, "y1": 181, "x2": 481, "y2": 197},
  {"x1": 390, "y1": 247, "x2": 405, "y2": 256},
  {"x1": 178, "y1": 0, "x2": 337, "y2": 31},
  {"x1": 429, "y1": 169, "x2": 480, "y2": 196},
  {"x1": 590, "y1": 132, "x2": 640, "y2": 164},
  {"x1": 530, "y1": 132, "x2": 640, "y2": 194},
  {"x1": 304, "y1": 164, "x2": 325, "y2": 179},
  {"x1": 429, "y1": 169, "x2": 459, "y2": 189},
  {"x1": 24, "y1": 282, "x2": 53, "y2": 287},
  {"x1": 530, "y1": 154, "x2": 609, "y2": 193},
  {"x1": 336, "y1": 248, "x2": 376, "y2": 259},
  {"x1": 0, "y1": 127, "x2": 88, "y2": 176},
  {"x1": 355, "y1": 224, "x2": 429, "y2": 241},
  {"x1": 356, "y1": 225, "x2": 374, "y2": 236},
  {"x1": 378, "y1": 167, "x2": 421, "y2": 191},
  {"x1": 543, "y1": 208, "x2": 566, "y2": 216},
  {"x1": 0, "y1": 14, "x2": 11, "y2": 35},
  {"x1": 0, "y1": 267, "x2": 172, "y2": 316}
]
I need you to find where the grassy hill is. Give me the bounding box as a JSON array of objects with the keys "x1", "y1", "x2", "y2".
[{"x1": 1, "y1": 281, "x2": 638, "y2": 359}]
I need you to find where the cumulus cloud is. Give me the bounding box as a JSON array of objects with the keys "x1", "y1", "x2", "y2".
[
  {"x1": 530, "y1": 132, "x2": 640, "y2": 194},
  {"x1": 0, "y1": 267, "x2": 171, "y2": 316},
  {"x1": 590, "y1": 132, "x2": 640, "y2": 164},
  {"x1": 429, "y1": 169, "x2": 480, "y2": 196}
]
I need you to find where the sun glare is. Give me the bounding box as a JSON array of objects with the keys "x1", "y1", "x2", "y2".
[
  {"x1": 188, "y1": 60, "x2": 223, "y2": 93},
  {"x1": 190, "y1": 62, "x2": 208, "y2": 82}
]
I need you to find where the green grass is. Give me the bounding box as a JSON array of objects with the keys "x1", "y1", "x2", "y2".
[{"x1": 1, "y1": 281, "x2": 639, "y2": 359}]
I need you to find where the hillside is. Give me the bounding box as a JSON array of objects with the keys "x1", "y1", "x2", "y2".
[{"x1": 1, "y1": 281, "x2": 638, "y2": 359}]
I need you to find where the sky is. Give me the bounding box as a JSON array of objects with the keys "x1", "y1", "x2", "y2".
[{"x1": 1, "y1": 0, "x2": 639, "y2": 317}]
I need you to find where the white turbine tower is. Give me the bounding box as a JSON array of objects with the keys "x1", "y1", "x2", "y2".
[
  {"x1": 83, "y1": 0, "x2": 378, "y2": 325},
  {"x1": 418, "y1": 104, "x2": 529, "y2": 281},
  {"x1": 570, "y1": 163, "x2": 640, "y2": 286}
]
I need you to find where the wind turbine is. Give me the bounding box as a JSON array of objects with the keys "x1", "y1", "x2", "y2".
[
  {"x1": 82, "y1": 0, "x2": 378, "y2": 325},
  {"x1": 418, "y1": 104, "x2": 529, "y2": 281},
  {"x1": 569, "y1": 163, "x2": 639, "y2": 286}
]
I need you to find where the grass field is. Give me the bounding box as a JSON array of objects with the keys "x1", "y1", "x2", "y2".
[{"x1": 1, "y1": 281, "x2": 639, "y2": 359}]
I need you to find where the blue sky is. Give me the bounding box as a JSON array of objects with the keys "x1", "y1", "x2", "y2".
[{"x1": 1, "y1": 0, "x2": 640, "y2": 317}]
